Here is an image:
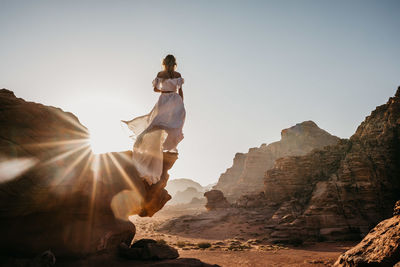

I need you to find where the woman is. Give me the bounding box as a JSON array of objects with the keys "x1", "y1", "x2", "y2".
[{"x1": 122, "y1": 55, "x2": 186, "y2": 185}]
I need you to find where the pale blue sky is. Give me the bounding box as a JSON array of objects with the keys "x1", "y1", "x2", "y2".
[{"x1": 1, "y1": 0, "x2": 399, "y2": 185}]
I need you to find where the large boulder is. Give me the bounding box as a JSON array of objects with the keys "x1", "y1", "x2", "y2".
[
  {"x1": 0, "y1": 89, "x2": 177, "y2": 258},
  {"x1": 334, "y1": 200, "x2": 400, "y2": 266},
  {"x1": 204, "y1": 190, "x2": 230, "y2": 210},
  {"x1": 213, "y1": 121, "x2": 340, "y2": 201},
  {"x1": 119, "y1": 238, "x2": 179, "y2": 260}
]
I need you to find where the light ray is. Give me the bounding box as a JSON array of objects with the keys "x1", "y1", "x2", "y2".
[
  {"x1": 88, "y1": 156, "x2": 98, "y2": 233},
  {"x1": 63, "y1": 128, "x2": 90, "y2": 138},
  {"x1": 107, "y1": 153, "x2": 141, "y2": 195},
  {"x1": 53, "y1": 109, "x2": 90, "y2": 134},
  {"x1": 41, "y1": 142, "x2": 90, "y2": 166},
  {"x1": 50, "y1": 147, "x2": 92, "y2": 187},
  {"x1": 118, "y1": 152, "x2": 135, "y2": 164},
  {"x1": 76, "y1": 153, "x2": 94, "y2": 186},
  {"x1": 24, "y1": 138, "x2": 90, "y2": 148},
  {"x1": 0, "y1": 157, "x2": 38, "y2": 183},
  {"x1": 100, "y1": 153, "x2": 113, "y2": 184}
]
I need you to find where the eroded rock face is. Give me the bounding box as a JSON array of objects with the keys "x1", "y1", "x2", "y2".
[
  {"x1": 204, "y1": 190, "x2": 230, "y2": 210},
  {"x1": 262, "y1": 87, "x2": 400, "y2": 242},
  {"x1": 213, "y1": 121, "x2": 340, "y2": 201},
  {"x1": 394, "y1": 200, "x2": 400, "y2": 216},
  {"x1": 0, "y1": 89, "x2": 177, "y2": 257},
  {"x1": 212, "y1": 153, "x2": 247, "y2": 201},
  {"x1": 334, "y1": 201, "x2": 400, "y2": 267}
]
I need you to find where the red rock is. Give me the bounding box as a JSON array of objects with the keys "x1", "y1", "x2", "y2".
[
  {"x1": 262, "y1": 87, "x2": 400, "y2": 242},
  {"x1": 204, "y1": 190, "x2": 230, "y2": 210},
  {"x1": 394, "y1": 200, "x2": 400, "y2": 216},
  {"x1": 157, "y1": 87, "x2": 400, "y2": 246},
  {"x1": 334, "y1": 201, "x2": 400, "y2": 266},
  {"x1": 213, "y1": 121, "x2": 339, "y2": 201}
]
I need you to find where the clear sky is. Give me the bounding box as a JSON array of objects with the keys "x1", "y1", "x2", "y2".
[{"x1": 1, "y1": 0, "x2": 399, "y2": 186}]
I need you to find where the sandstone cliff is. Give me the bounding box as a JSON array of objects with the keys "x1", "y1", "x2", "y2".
[
  {"x1": 334, "y1": 200, "x2": 400, "y2": 266},
  {"x1": 259, "y1": 87, "x2": 400, "y2": 242},
  {"x1": 213, "y1": 121, "x2": 340, "y2": 201},
  {"x1": 0, "y1": 89, "x2": 177, "y2": 258}
]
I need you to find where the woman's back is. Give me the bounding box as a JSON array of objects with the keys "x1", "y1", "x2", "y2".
[{"x1": 157, "y1": 70, "x2": 181, "y2": 79}]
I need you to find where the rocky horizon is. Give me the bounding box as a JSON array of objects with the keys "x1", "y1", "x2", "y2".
[
  {"x1": 256, "y1": 87, "x2": 400, "y2": 242},
  {"x1": 213, "y1": 120, "x2": 340, "y2": 201},
  {"x1": 161, "y1": 86, "x2": 400, "y2": 246}
]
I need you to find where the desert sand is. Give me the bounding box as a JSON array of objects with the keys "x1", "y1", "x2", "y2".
[{"x1": 130, "y1": 205, "x2": 355, "y2": 266}]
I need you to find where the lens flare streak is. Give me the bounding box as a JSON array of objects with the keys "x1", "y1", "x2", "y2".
[{"x1": 0, "y1": 157, "x2": 38, "y2": 183}]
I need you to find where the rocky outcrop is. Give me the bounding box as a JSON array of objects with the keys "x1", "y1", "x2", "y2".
[
  {"x1": 204, "y1": 190, "x2": 230, "y2": 210},
  {"x1": 394, "y1": 200, "x2": 400, "y2": 216},
  {"x1": 119, "y1": 238, "x2": 179, "y2": 260},
  {"x1": 0, "y1": 89, "x2": 177, "y2": 258},
  {"x1": 165, "y1": 178, "x2": 206, "y2": 205},
  {"x1": 213, "y1": 121, "x2": 340, "y2": 201},
  {"x1": 212, "y1": 153, "x2": 247, "y2": 201},
  {"x1": 168, "y1": 187, "x2": 205, "y2": 205},
  {"x1": 235, "y1": 192, "x2": 270, "y2": 208},
  {"x1": 165, "y1": 178, "x2": 204, "y2": 197},
  {"x1": 334, "y1": 200, "x2": 400, "y2": 266},
  {"x1": 261, "y1": 87, "x2": 400, "y2": 242},
  {"x1": 170, "y1": 87, "x2": 400, "y2": 244}
]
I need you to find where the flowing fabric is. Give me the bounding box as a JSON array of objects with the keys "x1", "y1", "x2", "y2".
[{"x1": 123, "y1": 77, "x2": 185, "y2": 185}]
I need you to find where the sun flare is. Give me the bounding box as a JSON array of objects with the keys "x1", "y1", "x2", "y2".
[{"x1": 88, "y1": 123, "x2": 133, "y2": 154}]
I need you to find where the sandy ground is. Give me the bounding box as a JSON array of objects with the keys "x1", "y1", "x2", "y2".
[
  {"x1": 179, "y1": 245, "x2": 351, "y2": 267},
  {"x1": 129, "y1": 204, "x2": 356, "y2": 266}
]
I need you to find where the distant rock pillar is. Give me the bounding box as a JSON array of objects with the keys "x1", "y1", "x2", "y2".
[{"x1": 204, "y1": 190, "x2": 230, "y2": 210}]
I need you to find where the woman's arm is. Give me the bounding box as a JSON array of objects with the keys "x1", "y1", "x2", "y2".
[
  {"x1": 153, "y1": 73, "x2": 163, "y2": 92},
  {"x1": 179, "y1": 87, "x2": 184, "y2": 101}
]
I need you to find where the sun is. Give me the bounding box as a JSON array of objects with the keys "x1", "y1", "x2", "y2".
[
  {"x1": 89, "y1": 132, "x2": 112, "y2": 154},
  {"x1": 88, "y1": 123, "x2": 132, "y2": 154}
]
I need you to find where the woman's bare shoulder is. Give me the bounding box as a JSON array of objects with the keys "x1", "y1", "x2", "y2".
[{"x1": 157, "y1": 71, "x2": 181, "y2": 78}]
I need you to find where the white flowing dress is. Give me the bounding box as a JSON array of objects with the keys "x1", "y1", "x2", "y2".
[{"x1": 123, "y1": 77, "x2": 186, "y2": 185}]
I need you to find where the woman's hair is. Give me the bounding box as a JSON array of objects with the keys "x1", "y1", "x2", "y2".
[{"x1": 162, "y1": 54, "x2": 177, "y2": 77}]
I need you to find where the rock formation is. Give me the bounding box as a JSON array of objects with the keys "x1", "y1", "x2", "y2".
[
  {"x1": 395, "y1": 200, "x2": 400, "y2": 216},
  {"x1": 161, "y1": 87, "x2": 400, "y2": 245},
  {"x1": 204, "y1": 190, "x2": 230, "y2": 210},
  {"x1": 334, "y1": 200, "x2": 400, "y2": 266},
  {"x1": 0, "y1": 89, "x2": 177, "y2": 258},
  {"x1": 259, "y1": 87, "x2": 400, "y2": 242},
  {"x1": 119, "y1": 238, "x2": 179, "y2": 260},
  {"x1": 213, "y1": 121, "x2": 340, "y2": 201},
  {"x1": 165, "y1": 178, "x2": 204, "y2": 197},
  {"x1": 168, "y1": 187, "x2": 205, "y2": 205}
]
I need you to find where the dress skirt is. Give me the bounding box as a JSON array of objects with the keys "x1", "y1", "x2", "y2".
[{"x1": 123, "y1": 92, "x2": 185, "y2": 185}]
